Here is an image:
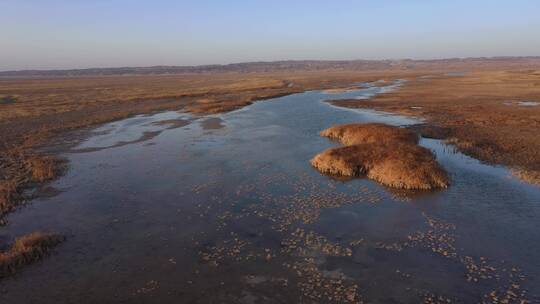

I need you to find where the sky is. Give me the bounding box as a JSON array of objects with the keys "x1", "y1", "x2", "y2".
[{"x1": 1, "y1": 0, "x2": 540, "y2": 71}]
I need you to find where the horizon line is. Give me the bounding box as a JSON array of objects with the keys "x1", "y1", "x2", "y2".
[{"x1": 2, "y1": 55, "x2": 540, "y2": 74}]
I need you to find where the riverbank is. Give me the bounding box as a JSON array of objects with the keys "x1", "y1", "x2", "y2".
[{"x1": 330, "y1": 70, "x2": 540, "y2": 185}]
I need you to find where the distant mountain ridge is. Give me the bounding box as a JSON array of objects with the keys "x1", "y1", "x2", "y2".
[{"x1": 2, "y1": 57, "x2": 540, "y2": 78}]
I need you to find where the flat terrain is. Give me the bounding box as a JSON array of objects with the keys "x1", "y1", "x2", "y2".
[{"x1": 331, "y1": 70, "x2": 540, "y2": 184}]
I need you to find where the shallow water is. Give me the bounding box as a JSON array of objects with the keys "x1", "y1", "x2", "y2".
[{"x1": 1, "y1": 82, "x2": 540, "y2": 303}]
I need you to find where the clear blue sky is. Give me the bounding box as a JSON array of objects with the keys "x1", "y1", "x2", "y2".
[{"x1": 1, "y1": 0, "x2": 539, "y2": 70}]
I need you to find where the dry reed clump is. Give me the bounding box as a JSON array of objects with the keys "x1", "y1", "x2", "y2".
[
  {"x1": 0, "y1": 180, "x2": 20, "y2": 216},
  {"x1": 0, "y1": 232, "x2": 64, "y2": 278},
  {"x1": 0, "y1": 149, "x2": 62, "y2": 217},
  {"x1": 320, "y1": 123, "x2": 418, "y2": 146},
  {"x1": 511, "y1": 168, "x2": 540, "y2": 186},
  {"x1": 25, "y1": 155, "x2": 58, "y2": 183},
  {"x1": 311, "y1": 124, "x2": 449, "y2": 190}
]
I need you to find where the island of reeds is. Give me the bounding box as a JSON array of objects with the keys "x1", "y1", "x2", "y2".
[{"x1": 311, "y1": 123, "x2": 449, "y2": 190}]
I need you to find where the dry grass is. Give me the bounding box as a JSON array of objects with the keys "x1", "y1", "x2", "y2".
[
  {"x1": 320, "y1": 123, "x2": 418, "y2": 146},
  {"x1": 0, "y1": 150, "x2": 62, "y2": 217},
  {"x1": 26, "y1": 155, "x2": 58, "y2": 182},
  {"x1": 0, "y1": 180, "x2": 19, "y2": 216},
  {"x1": 511, "y1": 168, "x2": 540, "y2": 186},
  {"x1": 312, "y1": 124, "x2": 448, "y2": 190},
  {"x1": 0, "y1": 232, "x2": 64, "y2": 278}
]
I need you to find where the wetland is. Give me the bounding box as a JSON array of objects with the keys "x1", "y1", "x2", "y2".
[{"x1": 1, "y1": 81, "x2": 539, "y2": 303}]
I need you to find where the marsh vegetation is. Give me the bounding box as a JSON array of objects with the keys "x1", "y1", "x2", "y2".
[
  {"x1": 311, "y1": 123, "x2": 449, "y2": 190},
  {"x1": 0, "y1": 233, "x2": 64, "y2": 278}
]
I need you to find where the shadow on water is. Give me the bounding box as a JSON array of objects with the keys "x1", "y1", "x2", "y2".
[{"x1": 1, "y1": 81, "x2": 539, "y2": 303}]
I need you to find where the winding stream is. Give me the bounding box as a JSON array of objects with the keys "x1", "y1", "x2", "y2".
[{"x1": 1, "y1": 81, "x2": 539, "y2": 303}]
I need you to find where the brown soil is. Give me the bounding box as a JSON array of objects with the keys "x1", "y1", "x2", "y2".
[
  {"x1": 0, "y1": 232, "x2": 64, "y2": 278},
  {"x1": 329, "y1": 70, "x2": 540, "y2": 185},
  {"x1": 312, "y1": 124, "x2": 448, "y2": 190}
]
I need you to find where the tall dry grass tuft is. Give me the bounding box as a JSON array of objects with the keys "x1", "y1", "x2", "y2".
[
  {"x1": 25, "y1": 155, "x2": 58, "y2": 183},
  {"x1": 511, "y1": 168, "x2": 540, "y2": 186},
  {"x1": 0, "y1": 148, "x2": 62, "y2": 217},
  {"x1": 312, "y1": 124, "x2": 449, "y2": 190},
  {"x1": 0, "y1": 180, "x2": 20, "y2": 216},
  {"x1": 0, "y1": 232, "x2": 64, "y2": 278},
  {"x1": 320, "y1": 123, "x2": 418, "y2": 146}
]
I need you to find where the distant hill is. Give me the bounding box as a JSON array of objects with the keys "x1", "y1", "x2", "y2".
[{"x1": 1, "y1": 57, "x2": 539, "y2": 78}]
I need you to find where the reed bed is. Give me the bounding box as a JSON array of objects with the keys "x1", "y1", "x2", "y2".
[
  {"x1": 312, "y1": 124, "x2": 448, "y2": 190},
  {"x1": 0, "y1": 232, "x2": 64, "y2": 278}
]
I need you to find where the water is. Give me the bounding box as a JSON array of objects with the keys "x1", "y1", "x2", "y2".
[{"x1": 1, "y1": 82, "x2": 539, "y2": 303}]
